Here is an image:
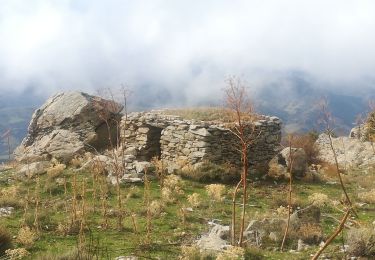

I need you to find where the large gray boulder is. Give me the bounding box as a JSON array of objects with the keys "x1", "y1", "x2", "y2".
[
  {"x1": 268, "y1": 147, "x2": 307, "y2": 179},
  {"x1": 315, "y1": 133, "x2": 375, "y2": 169},
  {"x1": 14, "y1": 92, "x2": 123, "y2": 163},
  {"x1": 196, "y1": 223, "x2": 230, "y2": 251}
]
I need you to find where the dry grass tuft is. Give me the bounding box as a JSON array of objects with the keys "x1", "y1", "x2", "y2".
[
  {"x1": 149, "y1": 200, "x2": 164, "y2": 217},
  {"x1": 47, "y1": 163, "x2": 66, "y2": 179},
  {"x1": 216, "y1": 246, "x2": 245, "y2": 260},
  {"x1": 357, "y1": 189, "x2": 375, "y2": 204},
  {"x1": 205, "y1": 184, "x2": 226, "y2": 202},
  {"x1": 179, "y1": 245, "x2": 212, "y2": 260},
  {"x1": 187, "y1": 193, "x2": 202, "y2": 208},
  {"x1": 347, "y1": 227, "x2": 375, "y2": 257},
  {"x1": 308, "y1": 193, "x2": 331, "y2": 207},
  {"x1": 5, "y1": 248, "x2": 30, "y2": 259},
  {"x1": 17, "y1": 226, "x2": 37, "y2": 248},
  {"x1": 161, "y1": 175, "x2": 184, "y2": 204}
]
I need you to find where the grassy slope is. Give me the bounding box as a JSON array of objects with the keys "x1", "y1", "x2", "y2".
[{"x1": 0, "y1": 165, "x2": 374, "y2": 259}]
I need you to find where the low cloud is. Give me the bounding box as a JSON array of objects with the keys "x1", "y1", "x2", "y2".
[{"x1": 0, "y1": 0, "x2": 375, "y2": 105}]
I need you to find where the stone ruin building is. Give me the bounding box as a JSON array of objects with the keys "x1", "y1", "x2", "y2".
[
  {"x1": 121, "y1": 111, "x2": 282, "y2": 174},
  {"x1": 14, "y1": 91, "x2": 282, "y2": 176}
]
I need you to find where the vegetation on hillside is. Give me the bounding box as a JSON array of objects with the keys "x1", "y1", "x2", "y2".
[{"x1": 0, "y1": 156, "x2": 374, "y2": 259}]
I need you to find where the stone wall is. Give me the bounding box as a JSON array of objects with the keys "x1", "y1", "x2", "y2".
[{"x1": 121, "y1": 111, "x2": 282, "y2": 174}]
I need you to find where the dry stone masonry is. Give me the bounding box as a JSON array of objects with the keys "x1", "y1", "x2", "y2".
[{"x1": 121, "y1": 111, "x2": 282, "y2": 174}]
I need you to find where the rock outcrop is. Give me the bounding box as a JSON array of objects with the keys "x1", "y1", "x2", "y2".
[
  {"x1": 14, "y1": 92, "x2": 123, "y2": 163},
  {"x1": 268, "y1": 147, "x2": 307, "y2": 179},
  {"x1": 349, "y1": 124, "x2": 370, "y2": 141},
  {"x1": 315, "y1": 133, "x2": 375, "y2": 169}
]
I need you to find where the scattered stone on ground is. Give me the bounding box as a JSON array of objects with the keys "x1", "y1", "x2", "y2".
[
  {"x1": 196, "y1": 223, "x2": 230, "y2": 251},
  {"x1": 0, "y1": 207, "x2": 14, "y2": 217},
  {"x1": 17, "y1": 161, "x2": 50, "y2": 177}
]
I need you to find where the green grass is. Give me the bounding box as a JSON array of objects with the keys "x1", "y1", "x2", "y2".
[{"x1": 0, "y1": 166, "x2": 374, "y2": 259}]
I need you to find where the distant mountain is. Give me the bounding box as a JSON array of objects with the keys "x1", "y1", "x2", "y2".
[
  {"x1": 0, "y1": 90, "x2": 43, "y2": 162},
  {"x1": 0, "y1": 75, "x2": 373, "y2": 161},
  {"x1": 255, "y1": 72, "x2": 371, "y2": 135}
]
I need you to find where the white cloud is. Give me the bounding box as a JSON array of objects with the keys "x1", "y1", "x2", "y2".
[{"x1": 0, "y1": 0, "x2": 374, "y2": 102}]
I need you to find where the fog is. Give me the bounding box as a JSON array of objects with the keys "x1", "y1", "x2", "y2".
[{"x1": 1, "y1": 0, "x2": 375, "y2": 106}]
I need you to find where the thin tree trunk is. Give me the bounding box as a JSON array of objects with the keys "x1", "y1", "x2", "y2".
[
  {"x1": 231, "y1": 179, "x2": 242, "y2": 245},
  {"x1": 327, "y1": 134, "x2": 357, "y2": 217},
  {"x1": 281, "y1": 137, "x2": 294, "y2": 251},
  {"x1": 312, "y1": 209, "x2": 351, "y2": 260},
  {"x1": 239, "y1": 148, "x2": 248, "y2": 246}
]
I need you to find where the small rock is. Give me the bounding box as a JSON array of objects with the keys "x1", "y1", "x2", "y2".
[
  {"x1": 17, "y1": 161, "x2": 50, "y2": 177},
  {"x1": 0, "y1": 207, "x2": 14, "y2": 217},
  {"x1": 196, "y1": 223, "x2": 229, "y2": 251}
]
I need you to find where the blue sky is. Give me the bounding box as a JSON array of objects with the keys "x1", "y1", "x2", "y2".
[{"x1": 0, "y1": 0, "x2": 375, "y2": 103}]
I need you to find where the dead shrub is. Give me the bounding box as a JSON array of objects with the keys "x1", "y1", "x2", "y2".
[
  {"x1": 293, "y1": 132, "x2": 320, "y2": 165},
  {"x1": 205, "y1": 184, "x2": 226, "y2": 202},
  {"x1": 5, "y1": 248, "x2": 29, "y2": 259},
  {"x1": 149, "y1": 200, "x2": 164, "y2": 217},
  {"x1": 357, "y1": 189, "x2": 375, "y2": 204},
  {"x1": 294, "y1": 223, "x2": 323, "y2": 244},
  {"x1": 46, "y1": 164, "x2": 66, "y2": 179},
  {"x1": 281, "y1": 132, "x2": 320, "y2": 165},
  {"x1": 70, "y1": 156, "x2": 83, "y2": 168},
  {"x1": 187, "y1": 193, "x2": 202, "y2": 208},
  {"x1": 0, "y1": 197, "x2": 22, "y2": 208},
  {"x1": 179, "y1": 161, "x2": 239, "y2": 183},
  {"x1": 347, "y1": 227, "x2": 375, "y2": 257},
  {"x1": 216, "y1": 246, "x2": 245, "y2": 260},
  {"x1": 126, "y1": 186, "x2": 141, "y2": 199},
  {"x1": 179, "y1": 245, "x2": 212, "y2": 260},
  {"x1": 0, "y1": 186, "x2": 19, "y2": 197},
  {"x1": 17, "y1": 226, "x2": 37, "y2": 248},
  {"x1": 271, "y1": 192, "x2": 302, "y2": 209},
  {"x1": 308, "y1": 193, "x2": 331, "y2": 207},
  {"x1": 56, "y1": 220, "x2": 80, "y2": 236},
  {"x1": 267, "y1": 163, "x2": 287, "y2": 180}
]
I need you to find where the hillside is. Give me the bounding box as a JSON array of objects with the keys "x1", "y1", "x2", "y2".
[
  {"x1": 0, "y1": 91, "x2": 43, "y2": 162},
  {"x1": 0, "y1": 92, "x2": 374, "y2": 259}
]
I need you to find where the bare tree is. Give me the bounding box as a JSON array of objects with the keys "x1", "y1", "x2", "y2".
[
  {"x1": 224, "y1": 76, "x2": 257, "y2": 246},
  {"x1": 95, "y1": 86, "x2": 131, "y2": 230},
  {"x1": 318, "y1": 98, "x2": 356, "y2": 215},
  {"x1": 312, "y1": 98, "x2": 357, "y2": 259}
]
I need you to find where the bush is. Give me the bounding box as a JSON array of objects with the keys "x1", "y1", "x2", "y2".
[
  {"x1": 17, "y1": 226, "x2": 37, "y2": 248},
  {"x1": 216, "y1": 246, "x2": 244, "y2": 260},
  {"x1": 179, "y1": 245, "x2": 213, "y2": 260},
  {"x1": 358, "y1": 189, "x2": 375, "y2": 204},
  {"x1": 179, "y1": 161, "x2": 239, "y2": 183},
  {"x1": 5, "y1": 248, "x2": 29, "y2": 259},
  {"x1": 187, "y1": 193, "x2": 202, "y2": 208},
  {"x1": 0, "y1": 197, "x2": 22, "y2": 208},
  {"x1": 0, "y1": 226, "x2": 12, "y2": 256},
  {"x1": 347, "y1": 227, "x2": 375, "y2": 257},
  {"x1": 293, "y1": 132, "x2": 320, "y2": 165},
  {"x1": 308, "y1": 193, "x2": 331, "y2": 207},
  {"x1": 366, "y1": 111, "x2": 375, "y2": 141},
  {"x1": 205, "y1": 184, "x2": 226, "y2": 202}
]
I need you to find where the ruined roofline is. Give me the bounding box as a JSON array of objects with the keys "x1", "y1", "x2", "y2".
[{"x1": 123, "y1": 110, "x2": 282, "y2": 129}]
